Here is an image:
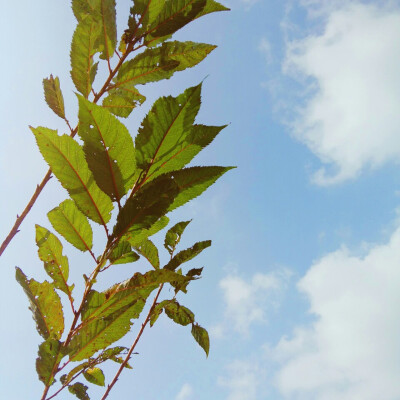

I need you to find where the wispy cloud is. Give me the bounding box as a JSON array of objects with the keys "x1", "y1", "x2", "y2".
[
  {"x1": 284, "y1": 1, "x2": 400, "y2": 185},
  {"x1": 176, "y1": 383, "x2": 194, "y2": 400}
]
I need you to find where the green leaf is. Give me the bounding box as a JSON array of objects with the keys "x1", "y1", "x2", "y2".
[
  {"x1": 102, "y1": 86, "x2": 145, "y2": 118},
  {"x1": 135, "y1": 84, "x2": 202, "y2": 181},
  {"x1": 135, "y1": 239, "x2": 159, "y2": 269},
  {"x1": 35, "y1": 225, "x2": 73, "y2": 297},
  {"x1": 163, "y1": 300, "x2": 195, "y2": 326},
  {"x1": 195, "y1": 0, "x2": 229, "y2": 18},
  {"x1": 164, "y1": 240, "x2": 211, "y2": 271},
  {"x1": 71, "y1": 17, "x2": 101, "y2": 98},
  {"x1": 191, "y1": 323, "x2": 209, "y2": 356},
  {"x1": 83, "y1": 367, "x2": 105, "y2": 386},
  {"x1": 72, "y1": 0, "x2": 117, "y2": 61},
  {"x1": 62, "y1": 361, "x2": 90, "y2": 385},
  {"x1": 166, "y1": 166, "x2": 234, "y2": 211},
  {"x1": 111, "y1": 176, "x2": 178, "y2": 243},
  {"x1": 16, "y1": 268, "x2": 64, "y2": 340},
  {"x1": 43, "y1": 75, "x2": 65, "y2": 119},
  {"x1": 47, "y1": 199, "x2": 93, "y2": 253},
  {"x1": 97, "y1": 347, "x2": 132, "y2": 369},
  {"x1": 164, "y1": 220, "x2": 191, "y2": 255},
  {"x1": 78, "y1": 96, "x2": 136, "y2": 202},
  {"x1": 68, "y1": 382, "x2": 90, "y2": 400},
  {"x1": 32, "y1": 126, "x2": 113, "y2": 226},
  {"x1": 124, "y1": 216, "x2": 169, "y2": 246},
  {"x1": 150, "y1": 302, "x2": 164, "y2": 327},
  {"x1": 114, "y1": 41, "x2": 215, "y2": 88},
  {"x1": 108, "y1": 241, "x2": 140, "y2": 265},
  {"x1": 36, "y1": 339, "x2": 64, "y2": 386}
]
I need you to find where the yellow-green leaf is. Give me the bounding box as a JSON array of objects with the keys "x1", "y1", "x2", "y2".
[
  {"x1": 191, "y1": 323, "x2": 209, "y2": 356},
  {"x1": 43, "y1": 75, "x2": 65, "y2": 119},
  {"x1": 36, "y1": 339, "x2": 64, "y2": 387},
  {"x1": 83, "y1": 367, "x2": 105, "y2": 386}
]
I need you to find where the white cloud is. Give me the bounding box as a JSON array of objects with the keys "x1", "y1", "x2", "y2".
[
  {"x1": 218, "y1": 360, "x2": 263, "y2": 400},
  {"x1": 176, "y1": 383, "x2": 193, "y2": 400},
  {"x1": 258, "y1": 37, "x2": 273, "y2": 64},
  {"x1": 284, "y1": 2, "x2": 400, "y2": 185},
  {"x1": 274, "y1": 226, "x2": 400, "y2": 400},
  {"x1": 213, "y1": 270, "x2": 289, "y2": 337}
]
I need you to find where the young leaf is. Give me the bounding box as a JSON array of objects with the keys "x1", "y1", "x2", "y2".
[
  {"x1": 166, "y1": 166, "x2": 234, "y2": 211},
  {"x1": 102, "y1": 86, "x2": 145, "y2": 118},
  {"x1": 32, "y1": 127, "x2": 113, "y2": 226},
  {"x1": 36, "y1": 339, "x2": 64, "y2": 387},
  {"x1": 135, "y1": 84, "x2": 202, "y2": 181},
  {"x1": 47, "y1": 199, "x2": 93, "y2": 253},
  {"x1": 163, "y1": 300, "x2": 195, "y2": 326},
  {"x1": 164, "y1": 220, "x2": 191, "y2": 255},
  {"x1": 108, "y1": 241, "x2": 140, "y2": 265},
  {"x1": 191, "y1": 323, "x2": 209, "y2": 356},
  {"x1": 68, "y1": 382, "x2": 90, "y2": 400},
  {"x1": 15, "y1": 268, "x2": 64, "y2": 340},
  {"x1": 111, "y1": 175, "x2": 179, "y2": 243},
  {"x1": 135, "y1": 239, "x2": 159, "y2": 269},
  {"x1": 71, "y1": 18, "x2": 101, "y2": 98},
  {"x1": 35, "y1": 225, "x2": 73, "y2": 297},
  {"x1": 42, "y1": 75, "x2": 66, "y2": 120},
  {"x1": 78, "y1": 96, "x2": 136, "y2": 202},
  {"x1": 83, "y1": 367, "x2": 105, "y2": 386},
  {"x1": 164, "y1": 240, "x2": 211, "y2": 271}
]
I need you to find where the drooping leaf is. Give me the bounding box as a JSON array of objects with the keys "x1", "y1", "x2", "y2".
[
  {"x1": 35, "y1": 225, "x2": 73, "y2": 297},
  {"x1": 68, "y1": 382, "x2": 90, "y2": 400},
  {"x1": 164, "y1": 220, "x2": 191, "y2": 255},
  {"x1": 43, "y1": 75, "x2": 66, "y2": 119},
  {"x1": 163, "y1": 300, "x2": 195, "y2": 326},
  {"x1": 72, "y1": 0, "x2": 117, "y2": 61},
  {"x1": 32, "y1": 127, "x2": 113, "y2": 226},
  {"x1": 102, "y1": 86, "x2": 145, "y2": 118},
  {"x1": 83, "y1": 367, "x2": 105, "y2": 386},
  {"x1": 113, "y1": 41, "x2": 215, "y2": 88},
  {"x1": 135, "y1": 239, "x2": 159, "y2": 269},
  {"x1": 135, "y1": 84, "x2": 202, "y2": 180},
  {"x1": 71, "y1": 17, "x2": 101, "y2": 98},
  {"x1": 191, "y1": 323, "x2": 209, "y2": 356},
  {"x1": 164, "y1": 240, "x2": 211, "y2": 271},
  {"x1": 62, "y1": 361, "x2": 90, "y2": 385},
  {"x1": 36, "y1": 339, "x2": 64, "y2": 386},
  {"x1": 47, "y1": 199, "x2": 93, "y2": 253},
  {"x1": 175, "y1": 267, "x2": 204, "y2": 294},
  {"x1": 166, "y1": 166, "x2": 234, "y2": 211},
  {"x1": 108, "y1": 241, "x2": 140, "y2": 265},
  {"x1": 124, "y1": 216, "x2": 169, "y2": 246},
  {"x1": 78, "y1": 96, "x2": 136, "y2": 201},
  {"x1": 16, "y1": 268, "x2": 64, "y2": 340},
  {"x1": 111, "y1": 175, "x2": 178, "y2": 243}
]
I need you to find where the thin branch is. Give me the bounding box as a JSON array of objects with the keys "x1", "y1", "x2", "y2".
[{"x1": 100, "y1": 284, "x2": 164, "y2": 400}]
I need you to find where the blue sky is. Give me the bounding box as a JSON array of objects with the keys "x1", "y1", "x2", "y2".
[{"x1": 1, "y1": 0, "x2": 400, "y2": 399}]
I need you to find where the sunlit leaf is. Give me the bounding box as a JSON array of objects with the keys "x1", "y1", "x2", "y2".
[
  {"x1": 43, "y1": 75, "x2": 65, "y2": 119},
  {"x1": 78, "y1": 97, "x2": 136, "y2": 202},
  {"x1": 124, "y1": 216, "x2": 169, "y2": 246},
  {"x1": 164, "y1": 220, "x2": 191, "y2": 255},
  {"x1": 32, "y1": 127, "x2": 113, "y2": 226},
  {"x1": 83, "y1": 367, "x2": 105, "y2": 386},
  {"x1": 135, "y1": 239, "x2": 159, "y2": 269},
  {"x1": 102, "y1": 86, "x2": 145, "y2": 118},
  {"x1": 47, "y1": 199, "x2": 93, "y2": 252},
  {"x1": 191, "y1": 323, "x2": 209, "y2": 356},
  {"x1": 108, "y1": 241, "x2": 140, "y2": 265},
  {"x1": 16, "y1": 268, "x2": 64, "y2": 340},
  {"x1": 35, "y1": 225, "x2": 73, "y2": 297},
  {"x1": 36, "y1": 339, "x2": 64, "y2": 386},
  {"x1": 164, "y1": 240, "x2": 211, "y2": 271}
]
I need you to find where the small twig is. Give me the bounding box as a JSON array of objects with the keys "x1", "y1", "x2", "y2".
[{"x1": 100, "y1": 284, "x2": 164, "y2": 400}]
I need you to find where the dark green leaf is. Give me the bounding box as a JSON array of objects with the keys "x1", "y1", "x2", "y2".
[
  {"x1": 164, "y1": 240, "x2": 211, "y2": 271},
  {"x1": 135, "y1": 239, "x2": 159, "y2": 269},
  {"x1": 71, "y1": 18, "x2": 101, "y2": 98},
  {"x1": 35, "y1": 225, "x2": 73, "y2": 297},
  {"x1": 36, "y1": 339, "x2": 64, "y2": 386},
  {"x1": 102, "y1": 86, "x2": 145, "y2": 118},
  {"x1": 111, "y1": 175, "x2": 178, "y2": 243},
  {"x1": 164, "y1": 220, "x2": 191, "y2": 255},
  {"x1": 68, "y1": 382, "x2": 90, "y2": 400},
  {"x1": 32, "y1": 127, "x2": 113, "y2": 225},
  {"x1": 16, "y1": 268, "x2": 64, "y2": 340},
  {"x1": 43, "y1": 75, "x2": 65, "y2": 119},
  {"x1": 124, "y1": 216, "x2": 169, "y2": 246},
  {"x1": 108, "y1": 241, "x2": 140, "y2": 265},
  {"x1": 191, "y1": 323, "x2": 209, "y2": 356},
  {"x1": 135, "y1": 84, "x2": 201, "y2": 180},
  {"x1": 163, "y1": 300, "x2": 195, "y2": 326},
  {"x1": 78, "y1": 96, "x2": 136, "y2": 201},
  {"x1": 167, "y1": 166, "x2": 234, "y2": 211},
  {"x1": 83, "y1": 367, "x2": 105, "y2": 386},
  {"x1": 195, "y1": 0, "x2": 229, "y2": 18},
  {"x1": 47, "y1": 199, "x2": 93, "y2": 252},
  {"x1": 150, "y1": 302, "x2": 165, "y2": 327},
  {"x1": 62, "y1": 362, "x2": 90, "y2": 385}
]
